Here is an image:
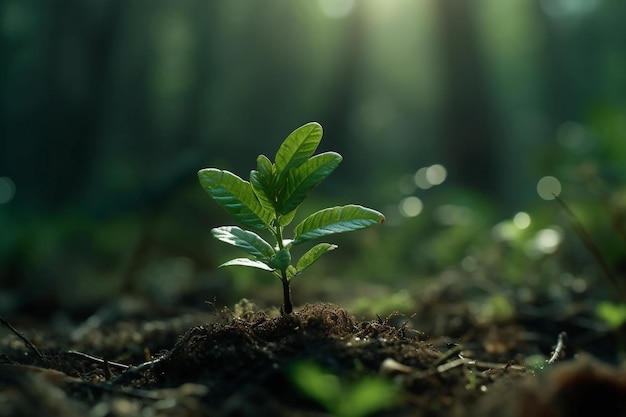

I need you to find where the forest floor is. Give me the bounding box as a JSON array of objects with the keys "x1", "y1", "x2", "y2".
[{"x1": 1, "y1": 281, "x2": 626, "y2": 417}]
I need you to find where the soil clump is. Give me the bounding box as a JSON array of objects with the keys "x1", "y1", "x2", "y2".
[{"x1": 0, "y1": 300, "x2": 624, "y2": 416}]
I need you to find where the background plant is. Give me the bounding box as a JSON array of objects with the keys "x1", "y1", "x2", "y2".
[
  {"x1": 290, "y1": 361, "x2": 398, "y2": 417},
  {"x1": 198, "y1": 122, "x2": 384, "y2": 313}
]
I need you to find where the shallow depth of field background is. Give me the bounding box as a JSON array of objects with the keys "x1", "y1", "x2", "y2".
[{"x1": 2, "y1": 0, "x2": 626, "y2": 316}]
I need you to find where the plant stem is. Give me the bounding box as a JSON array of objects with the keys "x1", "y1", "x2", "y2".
[
  {"x1": 281, "y1": 270, "x2": 293, "y2": 314},
  {"x1": 275, "y1": 221, "x2": 284, "y2": 249},
  {"x1": 274, "y1": 220, "x2": 293, "y2": 314}
]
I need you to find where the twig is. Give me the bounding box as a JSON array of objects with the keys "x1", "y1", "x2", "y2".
[
  {"x1": 400, "y1": 313, "x2": 417, "y2": 330},
  {"x1": 433, "y1": 343, "x2": 464, "y2": 366},
  {"x1": 107, "y1": 356, "x2": 167, "y2": 385},
  {"x1": 547, "y1": 331, "x2": 568, "y2": 365},
  {"x1": 66, "y1": 350, "x2": 130, "y2": 370},
  {"x1": 436, "y1": 357, "x2": 472, "y2": 374},
  {"x1": 0, "y1": 316, "x2": 45, "y2": 361},
  {"x1": 381, "y1": 355, "x2": 526, "y2": 378},
  {"x1": 1, "y1": 363, "x2": 162, "y2": 401},
  {"x1": 437, "y1": 358, "x2": 525, "y2": 374}
]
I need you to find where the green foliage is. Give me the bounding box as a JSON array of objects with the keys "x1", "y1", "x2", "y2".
[
  {"x1": 352, "y1": 290, "x2": 415, "y2": 317},
  {"x1": 596, "y1": 301, "x2": 626, "y2": 329},
  {"x1": 198, "y1": 122, "x2": 385, "y2": 313},
  {"x1": 290, "y1": 361, "x2": 398, "y2": 417}
]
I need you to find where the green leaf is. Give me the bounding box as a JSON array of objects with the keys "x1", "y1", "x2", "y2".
[
  {"x1": 268, "y1": 248, "x2": 291, "y2": 271},
  {"x1": 274, "y1": 122, "x2": 323, "y2": 183},
  {"x1": 277, "y1": 208, "x2": 297, "y2": 227},
  {"x1": 337, "y1": 377, "x2": 398, "y2": 417},
  {"x1": 290, "y1": 362, "x2": 339, "y2": 411},
  {"x1": 198, "y1": 168, "x2": 273, "y2": 230},
  {"x1": 211, "y1": 226, "x2": 275, "y2": 260},
  {"x1": 285, "y1": 265, "x2": 298, "y2": 280},
  {"x1": 219, "y1": 258, "x2": 274, "y2": 271},
  {"x1": 596, "y1": 301, "x2": 626, "y2": 329},
  {"x1": 277, "y1": 152, "x2": 342, "y2": 215},
  {"x1": 293, "y1": 205, "x2": 385, "y2": 245},
  {"x1": 296, "y1": 243, "x2": 338, "y2": 273},
  {"x1": 250, "y1": 154, "x2": 276, "y2": 212}
]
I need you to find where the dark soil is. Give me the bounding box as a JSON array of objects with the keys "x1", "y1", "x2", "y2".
[{"x1": 1, "y1": 297, "x2": 625, "y2": 417}]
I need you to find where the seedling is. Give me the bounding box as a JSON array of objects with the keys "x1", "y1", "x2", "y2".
[{"x1": 198, "y1": 122, "x2": 385, "y2": 314}]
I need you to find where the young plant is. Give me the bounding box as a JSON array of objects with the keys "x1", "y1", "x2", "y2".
[{"x1": 198, "y1": 122, "x2": 385, "y2": 314}]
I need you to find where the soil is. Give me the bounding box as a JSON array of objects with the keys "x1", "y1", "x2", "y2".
[{"x1": 1, "y1": 294, "x2": 626, "y2": 417}]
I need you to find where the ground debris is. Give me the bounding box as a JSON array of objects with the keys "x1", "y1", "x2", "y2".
[{"x1": 0, "y1": 300, "x2": 622, "y2": 416}]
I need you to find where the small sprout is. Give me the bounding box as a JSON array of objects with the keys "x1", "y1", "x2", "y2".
[{"x1": 198, "y1": 122, "x2": 385, "y2": 314}]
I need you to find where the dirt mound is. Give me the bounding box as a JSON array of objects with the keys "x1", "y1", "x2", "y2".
[{"x1": 1, "y1": 301, "x2": 622, "y2": 416}]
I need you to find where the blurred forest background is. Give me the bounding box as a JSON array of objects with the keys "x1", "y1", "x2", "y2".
[{"x1": 2, "y1": 0, "x2": 626, "y2": 318}]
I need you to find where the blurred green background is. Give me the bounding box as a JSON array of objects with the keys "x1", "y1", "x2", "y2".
[{"x1": 2, "y1": 0, "x2": 626, "y2": 317}]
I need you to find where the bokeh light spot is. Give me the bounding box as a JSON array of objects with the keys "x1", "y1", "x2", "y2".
[
  {"x1": 492, "y1": 221, "x2": 518, "y2": 241},
  {"x1": 461, "y1": 256, "x2": 478, "y2": 272},
  {"x1": 513, "y1": 212, "x2": 531, "y2": 229},
  {"x1": 560, "y1": 273, "x2": 588, "y2": 293},
  {"x1": 414, "y1": 167, "x2": 432, "y2": 189},
  {"x1": 414, "y1": 164, "x2": 447, "y2": 189},
  {"x1": 533, "y1": 227, "x2": 562, "y2": 254},
  {"x1": 426, "y1": 164, "x2": 447, "y2": 185},
  {"x1": 0, "y1": 177, "x2": 16, "y2": 204},
  {"x1": 398, "y1": 174, "x2": 417, "y2": 195},
  {"x1": 537, "y1": 176, "x2": 562, "y2": 200},
  {"x1": 434, "y1": 204, "x2": 472, "y2": 226},
  {"x1": 556, "y1": 121, "x2": 587, "y2": 149},
  {"x1": 540, "y1": 0, "x2": 601, "y2": 18},
  {"x1": 318, "y1": 0, "x2": 355, "y2": 19},
  {"x1": 399, "y1": 196, "x2": 423, "y2": 218}
]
